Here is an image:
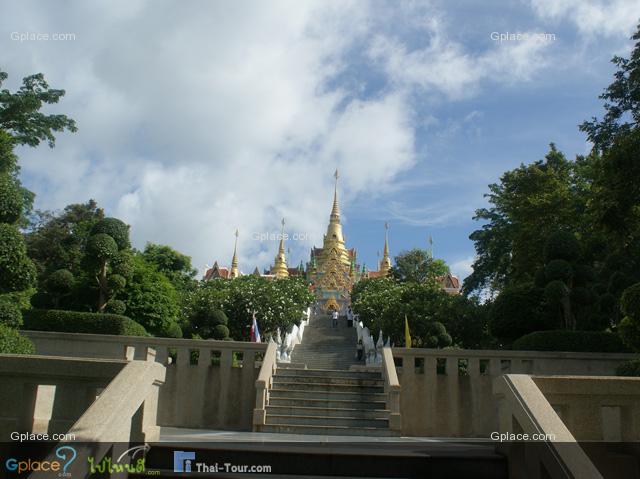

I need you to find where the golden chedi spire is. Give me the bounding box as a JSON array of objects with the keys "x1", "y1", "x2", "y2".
[
  {"x1": 272, "y1": 218, "x2": 289, "y2": 278},
  {"x1": 230, "y1": 228, "x2": 239, "y2": 278},
  {"x1": 379, "y1": 222, "x2": 392, "y2": 276},
  {"x1": 320, "y1": 169, "x2": 350, "y2": 267}
]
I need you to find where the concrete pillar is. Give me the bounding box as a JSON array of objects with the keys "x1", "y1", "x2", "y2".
[{"x1": 445, "y1": 357, "x2": 459, "y2": 436}]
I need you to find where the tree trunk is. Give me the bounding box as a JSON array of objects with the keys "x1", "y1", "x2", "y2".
[{"x1": 97, "y1": 260, "x2": 108, "y2": 312}]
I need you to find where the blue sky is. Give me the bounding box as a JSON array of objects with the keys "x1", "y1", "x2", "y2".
[{"x1": 1, "y1": 0, "x2": 639, "y2": 279}]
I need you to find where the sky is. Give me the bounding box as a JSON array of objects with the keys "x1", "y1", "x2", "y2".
[{"x1": 1, "y1": 0, "x2": 639, "y2": 280}]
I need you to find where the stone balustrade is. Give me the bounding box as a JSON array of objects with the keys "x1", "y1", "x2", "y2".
[
  {"x1": 253, "y1": 340, "x2": 278, "y2": 429},
  {"x1": 0, "y1": 354, "x2": 132, "y2": 440},
  {"x1": 23, "y1": 331, "x2": 268, "y2": 431},
  {"x1": 391, "y1": 347, "x2": 636, "y2": 438}
]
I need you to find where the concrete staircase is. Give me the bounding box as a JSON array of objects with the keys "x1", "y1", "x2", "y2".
[
  {"x1": 290, "y1": 313, "x2": 359, "y2": 370},
  {"x1": 262, "y1": 367, "x2": 393, "y2": 436},
  {"x1": 260, "y1": 312, "x2": 394, "y2": 436}
]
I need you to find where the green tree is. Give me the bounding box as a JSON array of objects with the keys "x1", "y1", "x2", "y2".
[
  {"x1": 120, "y1": 255, "x2": 182, "y2": 337},
  {"x1": 391, "y1": 248, "x2": 449, "y2": 284},
  {"x1": 580, "y1": 24, "x2": 640, "y2": 152},
  {"x1": 141, "y1": 243, "x2": 197, "y2": 294},
  {"x1": 465, "y1": 145, "x2": 590, "y2": 295},
  {"x1": 25, "y1": 200, "x2": 105, "y2": 282},
  {"x1": 83, "y1": 217, "x2": 132, "y2": 312},
  {"x1": 0, "y1": 70, "x2": 77, "y2": 148}
]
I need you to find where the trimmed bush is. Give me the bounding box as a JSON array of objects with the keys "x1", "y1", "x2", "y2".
[
  {"x1": 22, "y1": 309, "x2": 147, "y2": 336},
  {"x1": 616, "y1": 359, "x2": 640, "y2": 377},
  {"x1": 545, "y1": 259, "x2": 573, "y2": 283},
  {"x1": 0, "y1": 175, "x2": 22, "y2": 224},
  {"x1": 90, "y1": 218, "x2": 130, "y2": 250},
  {"x1": 163, "y1": 321, "x2": 183, "y2": 339},
  {"x1": 212, "y1": 324, "x2": 230, "y2": 340},
  {"x1": 489, "y1": 283, "x2": 550, "y2": 341},
  {"x1": 0, "y1": 324, "x2": 35, "y2": 354},
  {"x1": 0, "y1": 300, "x2": 22, "y2": 328},
  {"x1": 46, "y1": 269, "x2": 74, "y2": 294},
  {"x1": 86, "y1": 233, "x2": 118, "y2": 261},
  {"x1": 513, "y1": 330, "x2": 629, "y2": 353},
  {"x1": 105, "y1": 299, "x2": 126, "y2": 315},
  {"x1": 619, "y1": 316, "x2": 640, "y2": 352}
]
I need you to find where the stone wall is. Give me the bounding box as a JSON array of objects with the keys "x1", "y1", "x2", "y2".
[
  {"x1": 392, "y1": 347, "x2": 637, "y2": 438},
  {"x1": 23, "y1": 331, "x2": 267, "y2": 431}
]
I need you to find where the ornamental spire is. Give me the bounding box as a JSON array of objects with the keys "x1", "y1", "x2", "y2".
[
  {"x1": 379, "y1": 222, "x2": 392, "y2": 276},
  {"x1": 230, "y1": 228, "x2": 239, "y2": 278},
  {"x1": 330, "y1": 168, "x2": 340, "y2": 222},
  {"x1": 272, "y1": 217, "x2": 289, "y2": 278}
]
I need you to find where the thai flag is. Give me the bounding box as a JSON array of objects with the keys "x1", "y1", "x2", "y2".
[{"x1": 250, "y1": 315, "x2": 261, "y2": 343}]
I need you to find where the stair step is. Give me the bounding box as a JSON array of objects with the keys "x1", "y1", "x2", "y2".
[
  {"x1": 265, "y1": 414, "x2": 389, "y2": 428},
  {"x1": 260, "y1": 423, "x2": 397, "y2": 437},
  {"x1": 268, "y1": 397, "x2": 387, "y2": 410},
  {"x1": 271, "y1": 380, "x2": 383, "y2": 393},
  {"x1": 266, "y1": 405, "x2": 390, "y2": 419},
  {"x1": 273, "y1": 375, "x2": 383, "y2": 386},
  {"x1": 276, "y1": 368, "x2": 381, "y2": 379},
  {"x1": 270, "y1": 388, "x2": 387, "y2": 402}
]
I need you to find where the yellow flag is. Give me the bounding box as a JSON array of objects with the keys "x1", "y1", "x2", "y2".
[{"x1": 404, "y1": 315, "x2": 412, "y2": 348}]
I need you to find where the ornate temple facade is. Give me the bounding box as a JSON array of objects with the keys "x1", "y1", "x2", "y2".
[{"x1": 204, "y1": 171, "x2": 460, "y2": 307}]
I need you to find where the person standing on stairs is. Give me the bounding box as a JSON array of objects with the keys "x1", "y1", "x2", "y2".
[
  {"x1": 356, "y1": 339, "x2": 363, "y2": 361},
  {"x1": 332, "y1": 309, "x2": 338, "y2": 328}
]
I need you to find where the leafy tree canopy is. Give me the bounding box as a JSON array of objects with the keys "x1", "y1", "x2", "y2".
[{"x1": 0, "y1": 71, "x2": 77, "y2": 148}]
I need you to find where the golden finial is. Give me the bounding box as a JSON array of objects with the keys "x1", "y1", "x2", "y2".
[{"x1": 230, "y1": 228, "x2": 239, "y2": 278}]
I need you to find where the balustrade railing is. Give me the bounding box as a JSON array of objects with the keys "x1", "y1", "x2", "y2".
[{"x1": 274, "y1": 307, "x2": 310, "y2": 363}]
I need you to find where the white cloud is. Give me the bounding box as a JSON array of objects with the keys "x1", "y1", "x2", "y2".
[
  {"x1": 530, "y1": 0, "x2": 640, "y2": 37},
  {"x1": 1, "y1": 0, "x2": 595, "y2": 276},
  {"x1": 450, "y1": 256, "x2": 475, "y2": 280},
  {"x1": 2, "y1": 0, "x2": 417, "y2": 274},
  {"x1": 368, "y1": 19, "x2": 554, "y2": 100}
]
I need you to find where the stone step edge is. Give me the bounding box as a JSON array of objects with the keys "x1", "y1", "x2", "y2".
[
  {"x1": 270, "y1": 388, "x2": 387, "y2": 398},
  {"x1": 268, "y1": 397, "x2": 387, "y2": 406},
  {"x1": 261, "y1": 423, "x2": 391, "y2": 432},
  {"x1": 276, "y1": 368, "x2": 381, "y2": 375},
  {"x1": 272, "y1": 380, "x2": 383, "y2": 389},
  {"x1": 266, "y1": 414, "x2": 390, "y2": 423},
  {"x1": 266, "y1": 405, "x2": 390, "y2": 415}
]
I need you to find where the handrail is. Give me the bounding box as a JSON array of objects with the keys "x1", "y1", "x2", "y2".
[
  {"x1": 31, "y1": 359, "x2": 166, "y2": 478},
  {"x1": 493, "y1": 374, "x2": 603, "y2": 479},
  {"x1": 253, "y1": 340, "x2": 278, "y2": 429},
  {"x1": 22, "y1": 330, "x2": 268, "y2": 350},
  {"x1": 382, "y1": 346, "x2": 401, "y2": 432}
]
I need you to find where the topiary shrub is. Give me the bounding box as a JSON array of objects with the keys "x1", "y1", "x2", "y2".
[
  {"x1": 422, "y1": 321, "x2": 452, "y2": 348},
  {"x1": 46, "y1": 269, "x2": 74, "y2": 294},
  {"x1": 90, "y1": 218, "x2": 130, "y2": 250},
  {"x1": 490, "y1": 283, "x2": 550, "y2": 341},
  {"x1": 212, "y1": 324, "x2": 230, "y2": 340},
  {"x1": 0, "y1": 223, "x2": 37, "y2": 294},
  {"x1": 608, "y1": 271, "x2": 635, "y2": 297},
  {"x1": 545, "y1": 259, "x2": 573, "y2": 283},
  {"x1": 86, "y1": 233, "x2": 118, "y2": 261},
  {"x1": 512, "y1": 330, "x2": 629, "y2": 353},
  {"x1": 616, "y1": 359, "x2": 640, "y2": 377},
  {"x1": 22, "y1": 309, "x2": 147, "y2": 336},
  {"x1": 105, "y1": 299, "x2": 127, "y2": 315},
  {"x1": 0, "y1": 324, "x2": 35, "y2": 354},
  {"x1": 0, "y1": 300, "x2": 22, "y2": 328},
  {"x1": 0, "y1": 175, "x2": 23, "y2": 224},
  {"x1": 162, "y1": 321, "x2": 183, "y2": 339},
  {"x1": 211, "y1": 309, "x2": 228, "y2": 326}
]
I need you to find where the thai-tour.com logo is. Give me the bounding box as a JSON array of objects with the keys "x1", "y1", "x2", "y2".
[
  {"x1": 173, "y1": 450, "x2": 272, "y2": 474},
  {"x1": 5, "y1": 445, "x2": 76, "y2": 475}
]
